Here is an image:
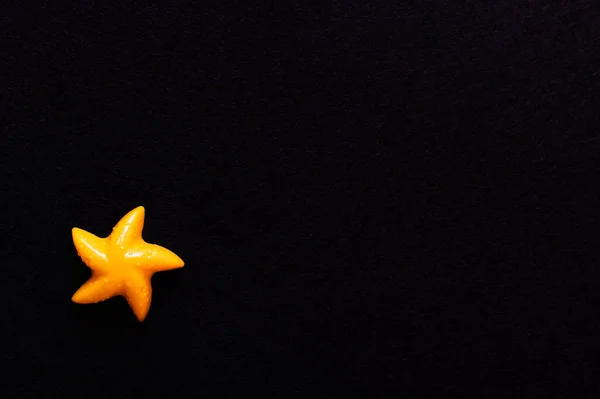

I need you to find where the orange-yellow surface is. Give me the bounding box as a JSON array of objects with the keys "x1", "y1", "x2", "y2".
[{"x1": 71, "y1": 206, "x2": 184, "y2": 321}]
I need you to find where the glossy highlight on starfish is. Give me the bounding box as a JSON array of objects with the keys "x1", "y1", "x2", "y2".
[{"x1": 71, "y1": 206, "x2": 184, "y2": 321}]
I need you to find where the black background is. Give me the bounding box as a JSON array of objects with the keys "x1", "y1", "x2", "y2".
[{"x1": 3, "y1": 1, "x2": 600, "y2": 397}]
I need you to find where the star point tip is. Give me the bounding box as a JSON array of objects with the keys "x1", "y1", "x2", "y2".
[
  {"x1": 135, "y1": 313, "x2": 148, "y2": 322},
  {"x1": 71, "y1": 227, "x2": 84, "y2": 239},
  {"x1": 71, "y1": 291, "x2": 85, "y2": 304}
]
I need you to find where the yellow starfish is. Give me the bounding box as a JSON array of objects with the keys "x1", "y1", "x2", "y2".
[{"x1": 71, "y1": 206, "x2": 184, "y2": 321}]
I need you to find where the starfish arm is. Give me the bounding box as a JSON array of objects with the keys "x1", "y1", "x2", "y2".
[
  {"x1": 124, "y1": 243, "x2": 185, "y2": 272},
  {"x1": 110, "y1": 206, "x2": 145, "y2": 249},
  {"x1": 72, "y1": 275, "x2": 123, "y2": 304},
  {"x1": 124, "y1": 272, "x2": 153, "y2": 321},
  {"x1": 72, "y1": 228, "x2": 109, "y2": 272}
]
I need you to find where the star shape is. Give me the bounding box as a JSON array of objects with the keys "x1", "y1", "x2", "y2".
[{"x1": 71, "y1": 206, "x2": 184, "y2": 321}]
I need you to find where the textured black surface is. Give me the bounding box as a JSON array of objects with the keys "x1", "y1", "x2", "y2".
[{"x1": 3, "y1": 0, "x2": 600, "y2": 396}]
